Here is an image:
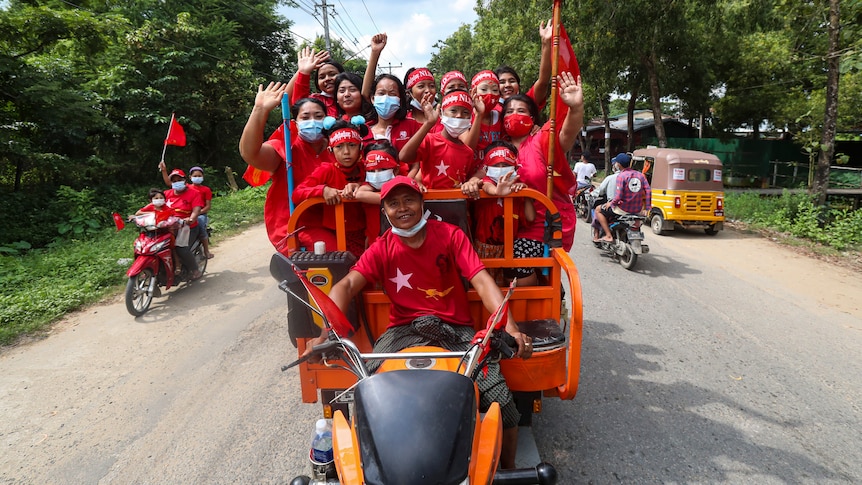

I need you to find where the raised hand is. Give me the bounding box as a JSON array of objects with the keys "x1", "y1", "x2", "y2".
[
  {"x1": 496, "y1": 171, "x2": 525, "y2": 196},
  {"x1": 539, "y1": 19, "x2": 553, "y2": 45},
  {"x1": 254, "y1": 82, "x2": 288, "y2": 111},
  {"x1": 370, "y1": 33, "x2": 387, "y2": 54},
  {"x1": 558, "y1": 72, "x2": 583, "y2": 110},
  {"x1": 420, "y1": 91, "x2": 439, "y2": 125},
  {"x1": 297, "y1": 46, "x2": 330, "y2": 75}
]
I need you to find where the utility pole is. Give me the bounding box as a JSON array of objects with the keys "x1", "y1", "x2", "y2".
[
  {"x1": 380, "y1": 63, "x2": 402, "y2": 75},
  {"x1": 316, "y1": 0, "x2": 331, "y2": 51}
]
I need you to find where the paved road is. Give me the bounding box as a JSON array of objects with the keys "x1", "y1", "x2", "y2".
[{"x1": 1, "y1": 221, "x2": 860, "y2": 484}]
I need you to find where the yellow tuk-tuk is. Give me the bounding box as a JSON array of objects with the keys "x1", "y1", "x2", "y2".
[{"x1": 631, "y1": 148, "x2": 725, "y2": 236}]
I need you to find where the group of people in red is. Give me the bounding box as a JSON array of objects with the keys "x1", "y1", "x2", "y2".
[
  {"x1": 131, "y1": 164, "x2": 215, "y2": 280},
  {"x1": 239, "y1": 25, "x2": 584, "y2": 287}
]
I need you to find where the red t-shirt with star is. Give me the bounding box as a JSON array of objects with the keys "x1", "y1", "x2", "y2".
[
  {"x1": 415, "y1": 132, "x2": 477, "y2": 189},
  {"x1": 353, "y1": 220, "x2": 484, "y2": 328},
  {"x1": 164, "y1": 187, "x2": 204, "y2": 227}
]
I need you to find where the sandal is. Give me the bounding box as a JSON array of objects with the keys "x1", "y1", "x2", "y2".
[
  {"x1": 191, "y1": 270, "x2": 203, "y2": 281},
  {"x1": 206, "y1": 253, "x2": 215, "y2": 259}
]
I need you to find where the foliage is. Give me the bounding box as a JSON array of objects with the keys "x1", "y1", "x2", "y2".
[
  {"x1": 725, "y1": 191, "x2": 862, "y2": 251},
  {"x1": 0, "y1": 185, "x2": 266, "y2": 346}
]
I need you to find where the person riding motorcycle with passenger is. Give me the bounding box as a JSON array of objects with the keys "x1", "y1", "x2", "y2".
[
  {"x1": 164, "y1": 168, "x2": 203, "y2": 279},
  {"x1": 591, "y1": 158, "x2": 621, "y2": 241},
  {"x1": 594, "y1": 152, "x2": 652, "y2": 243}
]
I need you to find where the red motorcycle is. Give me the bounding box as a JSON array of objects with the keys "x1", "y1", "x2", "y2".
[{"x1": 124, "y1": 214, "x2": 207, "y2": 316}]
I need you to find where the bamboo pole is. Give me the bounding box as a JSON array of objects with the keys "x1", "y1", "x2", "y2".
[{"x1": 547, "y1": 0, "x2": 563, "y2": 198}]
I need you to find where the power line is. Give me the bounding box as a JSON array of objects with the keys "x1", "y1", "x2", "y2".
[{"x1": 359, "y1": 0, "x2": 381, "y2": 33}]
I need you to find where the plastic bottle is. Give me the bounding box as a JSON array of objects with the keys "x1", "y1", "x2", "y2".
[{"x1": 310, "y1": 418, "x2": 333, "y2": 464}]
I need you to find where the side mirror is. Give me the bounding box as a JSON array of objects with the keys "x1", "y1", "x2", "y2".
[{"x1": 270, "y1": 253, "x2": 301, "y2": 285}]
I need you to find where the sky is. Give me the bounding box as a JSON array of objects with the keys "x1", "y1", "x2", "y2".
[{"x1": 278, "y1": 0, "x2": 478, "y2": 80}]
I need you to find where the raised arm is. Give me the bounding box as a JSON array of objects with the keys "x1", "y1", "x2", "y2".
[
  {"x1": 398, "y1": 92, "x2": 438, "y2": 163},
  {"x1": 362, "y1": 33, "x2": 387, "y2": 99},
  {"x1": 238, "y1": 82, "x2": 288, "y2": 173},
  {"x1": 530, "y1": 20, "x2": 553, "y2": 104},
  {"x1": 556, "y1": 72, "x2": 584, "y2": 153},
  {"x1": 289, "y1": 47, "x2": 330, "y2": 105}
]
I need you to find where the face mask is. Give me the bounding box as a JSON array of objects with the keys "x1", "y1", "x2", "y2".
[
  {"x1": 504, "y1": 113, "x2": 534, "y2": 138},
  {"x1": 480, "y1": 93, "x2": 500, "y2": 109},
  {"x1": 152, "y1": 198, "x2": 166, "y2": 207},
  {"x1": 366, "y1": 169, "x2": 395, "y2": 190},
  {"x1": 297, "y1": 119, "x2": 325, "y2": 143},
  {"x1": 373, "y1": 95, "x2": 401, "y2": 120},
  {"x1": 387, "y1": 213, "x2": 427, "y2": 238},
  {"x1": 441, "y1": 116, "x2": 471, "y2": 137},
  {"x1": 409, "y1": 98, "x2": 436, "y2": 111},
  {"x1": 486, "y1": 166, "x2": 516, "y2": 184},
  {"x1": 191, "y1": 176, "x2": 203, "y2": 184},
  {"x1": 172, "y1": 181, "x2": 186, "y2": 191}
]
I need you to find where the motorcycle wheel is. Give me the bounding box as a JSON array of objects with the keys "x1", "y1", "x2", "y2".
[
  {"x1": 193, "y1": 243, "x2": 208, "y2": 275},
  {"x1": 125, "y1": 269, "x2": 155, "y2": 316},
  {"x1": 619, "y1": 244, "x2": 638, "y2": 270},
  {"x1": 576, "y1": 197, "x2": 588, "y2": 220}
]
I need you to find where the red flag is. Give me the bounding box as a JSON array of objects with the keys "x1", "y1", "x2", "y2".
[
  {"x1": 112, "y1": 212, "x2": 125, "y2": 231},
  {"x1": 164, "y1": 113, "x2": 186, "y2": 147},
  {"x1": 243, "y1": 165, "x2": 272, "y2": 187},
  {"x1": 298, "y1": 272, "x2": 355, "y2": 337},
  {"x1": 554, "y1": 25, "x2": 580, "y2": 126}
]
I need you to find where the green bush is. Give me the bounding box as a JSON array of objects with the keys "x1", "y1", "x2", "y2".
[{"x1": 0, "y1": 186, "x2": 266, "y2": 346}]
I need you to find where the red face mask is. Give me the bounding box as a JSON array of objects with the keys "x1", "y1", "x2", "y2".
[
  {"x1": 480, "y1": 93, "x2": 500, "y2": 109},
  {"x1": 504, "y1": 113, "x2": 534, "y2": 138}
]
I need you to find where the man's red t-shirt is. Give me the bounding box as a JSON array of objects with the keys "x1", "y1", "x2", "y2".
[
  {"x1": 353, "y1": 220, "x2": 484, "y2": 327},
  {"x1": 165, "y1": 187, "x2": 204, "y2": 227},
  {"x1": 416, "y1": 132, "x2": 477, "y2": 189}
]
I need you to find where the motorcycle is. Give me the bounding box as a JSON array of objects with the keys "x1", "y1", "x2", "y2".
[
  {"x1": 124, "y1": 213, "x2": 208, "y2": 316},
  {"x1": 593, "y1": 213, "x2": 650, "y2": 271},
  {"x1": 573, "y1": 180, "x2": 594, "y2": 221},
  {"x1": 270, "y1": 254, "x2": 558, "y2": 485}
]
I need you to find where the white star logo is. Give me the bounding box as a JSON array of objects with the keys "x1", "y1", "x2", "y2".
[
  {"x1": 435, "y1": 160, "x2": 449, "y2": 176},
  {"x1": 389, "y1": 268, "x2": 413, "y2": 293}
]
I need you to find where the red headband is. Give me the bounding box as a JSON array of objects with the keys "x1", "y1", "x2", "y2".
[
  {"x1": 471, "y1": 70, "x2": 499, "y2": 90},
  {"x1": 365, "y1": 150, "x2": 398, "y2": 170},
  {"x1": 485, "y1": 147, "x2": 517, "y2": 166},
  {"x1": 406, "y1": 68, "x2": 434, "y2": 90},
  {"x1": 329, "y1": 128, "x2": 362, "y2": 146},
  {"x1": 441, "y1": 91, "x2": 473, "y2": 111},
  {"x1": 441, "y1": 71, "x2": 467, "y2": 90}
]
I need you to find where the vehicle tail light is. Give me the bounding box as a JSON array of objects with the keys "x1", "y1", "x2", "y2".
[
  {"x1": 674, "y1": 196, "x2": 681, "y2": 209},
  {"x1": 716, "y1": 197, "x2": 723, "y2": 209}
]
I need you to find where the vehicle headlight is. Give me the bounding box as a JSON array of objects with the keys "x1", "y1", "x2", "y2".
[{"x1": 134, "y1": 240, "x2": 144, "y2": 252}]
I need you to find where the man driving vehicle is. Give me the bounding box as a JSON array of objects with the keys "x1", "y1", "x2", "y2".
[{"x1": 594, "y1": 152, "x2": 652, "y2": 243}]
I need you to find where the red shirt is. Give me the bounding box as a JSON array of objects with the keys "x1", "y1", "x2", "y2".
[
  {"x1": 353, "y1": 220, "x2": 484, "y2": 327},
  {"x1": 514, "y1": 126, "x2": 577, "y2": 250},
  {"x1": 292, "y1": 162, "x2": 366, "y2": 234},
  {"x1": 416, "y1": 132, "x2": 477, "y2": 189},
  {"x1": 262, "y1": 134, "x2": 335, "y2": 250},
  {"x1": 138, "y1": 205, "x2": 178, "y2": 225},
  {"x1": 190, "y1": 184, "x2": 212, "y2": 206},
  {"x1": 165, "y1": 187, "x2": 204, "y2": 227},
  {"x1": 473, "y1": 184, "x2": 527, "y2": 245},
  {"x1": 476, "y1": 107, "x2": 504, "y2": 159}
]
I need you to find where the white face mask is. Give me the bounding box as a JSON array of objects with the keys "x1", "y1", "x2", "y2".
[
  {"x1": 191, "y1": 176, "x2": 204, "y2": 184},
  {"x1": 388, "y1": 214, "x2": 427, "y2": 238},
  {"x1": 152, "y1": 198, "x2": 166, "y2": 207},
  {"x1": 486, "y1": 166, "x2": 516, "y2": 184},
  {"x1": 171, "y1": 181, "x2": 186, "y2": 191},
  {"x1": 440, "y1": 116, "x2": 471, "y2": 137},
  {"x1": 366, "y1": 169, "x2": 396, "y2": 190}
]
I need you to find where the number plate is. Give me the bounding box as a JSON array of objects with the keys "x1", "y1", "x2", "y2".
[{"x1": 627, "y1": 230, "x2": 644, "y2": 240}]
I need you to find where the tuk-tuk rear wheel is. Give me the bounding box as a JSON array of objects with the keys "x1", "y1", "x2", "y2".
[
  {"x1": 651, "y1": 214, "x2": 665, "y2": 236},
  {"x1": 704, "y1": 225, "x2": 719, "y2": 236}
]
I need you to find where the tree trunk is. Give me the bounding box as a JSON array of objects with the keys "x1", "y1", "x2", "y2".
[
  {"x1": 643, "y1": 50, "x2": 667, "y2": 148},
  {"x1": 812, "y1": 0, "x2": 840, "y2": 207},
  {"x1": 600, "y1": 95, "x2": 611, "y2": 168},
  {"x1": 626, "y1": 85, "x2": 639, "y2": 152}
]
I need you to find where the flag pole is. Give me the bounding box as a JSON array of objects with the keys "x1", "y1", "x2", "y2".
[
  {"x1": 282, "y1": 94, "x2": 295, "y2": 213},
  {"x1": 547, "y1": 0, "x2": 563, "y2": 198},
  {"x1": 161, "y1": 113, "x2": 175, "y2": 165}
]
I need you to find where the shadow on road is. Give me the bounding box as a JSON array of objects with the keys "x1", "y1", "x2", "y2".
[{"x1": 535, "y1": 319, "x2": 838, "y2": 483}]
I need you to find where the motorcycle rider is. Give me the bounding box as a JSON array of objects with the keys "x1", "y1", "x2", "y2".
[
  {"x1": 591, "y1": 159, "x2": 622, "y2": 240},
  {"x1": 573, "y1": 149, "x2": 596, "y2": 190},
  {"x1": 302, "y1": 175, "x2": 533, "y2": 469},
  {"x1": 165, "y1": 168, "x2": 203, "y2": 279},
  {"x1": 594, "y1": 152, "x2": 652, "y2": 243}
]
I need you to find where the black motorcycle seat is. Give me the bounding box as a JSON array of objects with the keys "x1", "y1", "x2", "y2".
[{"x1": 515, "y1": 319, "x2": 567, "y2": 351}]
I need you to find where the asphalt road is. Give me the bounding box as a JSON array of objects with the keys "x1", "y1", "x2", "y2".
[{"x1": 1, "y1": 221, "x2": 860, "y2": 484}]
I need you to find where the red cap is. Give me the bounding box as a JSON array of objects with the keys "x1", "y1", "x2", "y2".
[
  {"x1": 169, "y1": 169, "x2": 186, "y2": 178},
  {"x1": 485, "y1": 146, "x2": 517, "y2": 166},
  {"x1": 379, "y1": 175, "x2": 422, "y2": 201}
]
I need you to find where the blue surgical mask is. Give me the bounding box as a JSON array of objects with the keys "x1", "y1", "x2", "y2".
[
  {"x1": 486, "y1": 166, "x2": 516, "y2": 184},
  {"x1": 191, "y1": 176, "x2": 204, "y2": 184},
  {"x1": 388, "y1": 214, "x2": 427, "y2": 238},
  {"x1": 172, "y1": 181, "x2": 186, "y2": 191},
  {"x1": 366, "y1": 169, "x2": 396, "y2": 190},
  {"x1": 409, "y1": 98, "x2": 437, "y2": 111},
  {"x1": 373, "y1": 95, "x2": 401, "y2": 120},
  {"x1": 297, "y1": 119, "x2": 325, "y2": 143}
]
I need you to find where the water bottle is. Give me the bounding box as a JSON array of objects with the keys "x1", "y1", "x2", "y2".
[{"x1": 310, "y1": 418, "x2": 333, "y2": 464}]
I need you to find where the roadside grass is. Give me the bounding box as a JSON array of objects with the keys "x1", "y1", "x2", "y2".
[{"x1": 0, "y1": 185, "x2": 267, "y2": 347}]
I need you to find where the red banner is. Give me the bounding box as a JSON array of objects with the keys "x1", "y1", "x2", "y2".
[
  {"x1": 164, "y1": 114, "x2": 186, "y2": 147},
  {"x1": 112, "y1": 212, "x2": 125, "y2": 231}
]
